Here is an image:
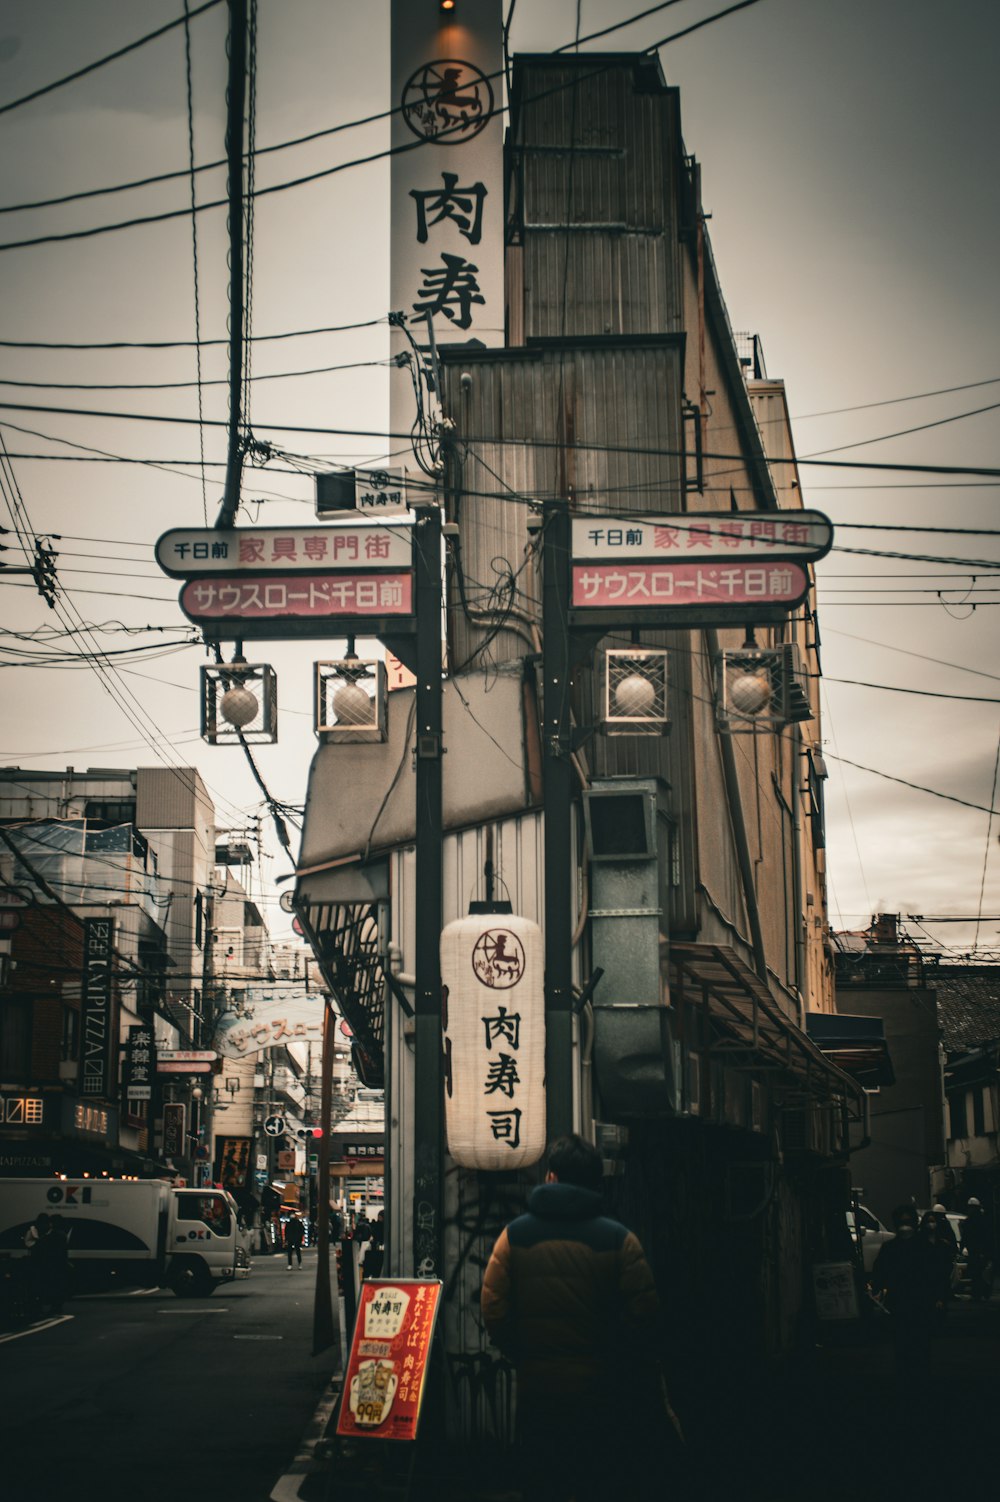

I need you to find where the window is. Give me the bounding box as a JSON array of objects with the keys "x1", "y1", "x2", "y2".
[
  {"x1": 972, "y1": 1086, "x2": 985, "y2": 1138},
  {"x1": 175, "y1": 1193, "x2": 231, "y2": 1236},
  {"x1": 949, "y1": 1091, "x2": 968, "y2": 1139},
  {"x1": 194, "y1": 890, "x2": 204, "y2": 949},
  {"x1": 84, "y1": 798, "x2": 137, "y2": 827}
]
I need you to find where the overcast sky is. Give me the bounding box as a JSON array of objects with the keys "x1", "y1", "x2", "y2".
[{"x1": 0, "y1": 0, "x2": 998, "y2": 959}]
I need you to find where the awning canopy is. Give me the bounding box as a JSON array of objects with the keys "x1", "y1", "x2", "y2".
[
  {"x1": 670, "y1": 942, "x2": 867, "y2": 1108},
  {"x1": 805, "y1": 1012, "x2": 895, "y2": 1088}
]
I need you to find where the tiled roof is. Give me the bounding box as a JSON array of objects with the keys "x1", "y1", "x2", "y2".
[{"x1": 933, "y1": 968, "x2": 1000, "y2": 1052}]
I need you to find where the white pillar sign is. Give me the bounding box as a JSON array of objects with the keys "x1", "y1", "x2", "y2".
[
  {"x1": 440, "y1": 914, "x2": 546, "y2": 1171},
  {"x1": 390, "y1": 1, "x2": 504, "y2": 462}
]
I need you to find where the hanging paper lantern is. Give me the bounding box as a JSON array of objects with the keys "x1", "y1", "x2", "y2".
[{"x1": 440, "y1": 914, "x2": 546, "y2": 1171}]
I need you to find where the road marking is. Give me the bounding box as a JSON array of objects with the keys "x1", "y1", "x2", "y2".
[
  {"x1": 269, "y1": 1378, "x2": 342, "y2": 1502},
  {"x1": 0, "y1": 1315, "x2": 74, "y2": 1344},
  {"x1": 156, "y1": 1307, "x2": 230, "y2": 1314},
  {"x1": 234, "y1": 1333, "x2": 283, "y2": 1340}
]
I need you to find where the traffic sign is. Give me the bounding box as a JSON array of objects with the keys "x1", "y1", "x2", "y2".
[{"x1": 263, "y1": 1115, "x2": 286, "y2": 1137}]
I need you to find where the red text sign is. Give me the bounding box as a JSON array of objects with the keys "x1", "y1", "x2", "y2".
[
  {"x1": 571, "y1": 561, "x2": 808, "y2": 608},
  {"x1": 180, "y1": 573, "x2": 413, "y2": 622},
  {"x1": 337, "y1": 1279, "x2": 442, "y2": 1442}
]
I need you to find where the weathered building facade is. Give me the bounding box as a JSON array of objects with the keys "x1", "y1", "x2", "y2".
[{"x1": 293, "y1": 50, "x2": 863, "y2": 1428}]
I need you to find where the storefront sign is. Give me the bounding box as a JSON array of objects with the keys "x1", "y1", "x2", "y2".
[
  {"x1": 572, "y1": 561, "x2": 809, "y2": 609},
  {"x1": 80, "y1": 917, "x2": 115, "y2": 1100},
  {"x1": 337, "y1": 1280, "x2": 443, "y2": 1442},
  {"x1": 214, "y1": 992, "x2": 326, "y2": 1058},
  {"x1": 440, "y1": 914, "x2": 546, "y2": 1171},
  {"x1": 156, "y1": 524, "x2": 413, "y2": 575},
  {"x1": 180, "y1": 574, "x2": 414, "y2": 624},
  {"x1": 125, "y1": 1023, "x2": 156, "y2": 1101},
  {"x1": 163, "y1": 1102, "x2": 186, "y2": 1157},
  {"x1": 571, "y1": 511, "x2": 833, "y2": 563},
  {"x1": 812, "y1": 1261, "x2": 860, "y2": 1321},
  {"x1": 218, "y1": 1136, "x2": 252, "y2": 1189},
  {"x1": 0, "y1": 1092, "x2": 46, "y2": 1126}
]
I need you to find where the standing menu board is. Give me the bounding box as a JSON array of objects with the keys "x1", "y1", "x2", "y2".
[{"x1": 336, "y1": 1280, "x2": 442, "y2": 1442}]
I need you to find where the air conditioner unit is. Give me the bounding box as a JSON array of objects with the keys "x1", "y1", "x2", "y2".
[
  {"x1": 715, "y1": 642, "x2": 813, "y2": 735},
  {"x1": 201, "y1": 662, "x2": 278, "y2": 745},
  {"x1": 314, "y1": 659, "x2": 387, "y2": 743},
  {"x1": 602, "y1": 649, "x2": 669, "y2": 736}
]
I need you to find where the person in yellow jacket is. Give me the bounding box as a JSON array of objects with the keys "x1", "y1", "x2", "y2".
[{"x1": 481, "y1": 1134, "x2": 678, "y2": 1502}]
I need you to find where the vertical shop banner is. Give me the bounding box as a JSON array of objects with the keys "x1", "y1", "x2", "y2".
[
  {"x1": 124, "y1": 1023, "x2": 156, "y2": 1101},
  {"x1": 163, "y1": 1102, "x2": 186, "y2": 1158},
  {"x1": 390, "y1": 0, "x2": 503, "y2": 461},
  {"x1": 80, "y1": 917, "x2": 115, "y2": 1100},
  {"x1": 440, "y1": 914, "x2": 546, "y2": 1170},
  {"x1": 337, "y1": 1280, "x2": 443, "y2": 1442},
  {"x1": 218, "y1": 1136, "x2": 252, "y2": 1190}
]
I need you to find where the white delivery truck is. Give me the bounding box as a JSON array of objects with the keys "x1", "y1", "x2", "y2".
[{"x1": 0, "y1": 1179, "x2": 252, "y2": 1297}]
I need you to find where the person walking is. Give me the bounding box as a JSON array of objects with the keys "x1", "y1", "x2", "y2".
[
  {"x1": 872, "y1": 1204, "x2": 941, "y2": 1371},
  {"x1": 962, "y1": 1197, "x2": 993, "y2": 1301},
  {"x1": 481, "y1": 1133, "x2": 676, "y2": 1502},
  {"x1": 918, "y1": 1208, "x2": 956, "y2": 1309},
  {"x1": 284, "y1": 1212, "x2": 305, "y2": 1269}
]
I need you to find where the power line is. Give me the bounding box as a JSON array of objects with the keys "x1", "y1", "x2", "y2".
[
  {"x1": 826, "y1": 753, "x2": 1000, "y2": 817},
  {"x1": 0, "y1": 1, "x2": 768, "y2": 256},
  {"x1": 792, "y1": 375, "x2": 1000, "y2": 421},
  {"x1": 0, "y1": 318, "x2": 385, "y2": 352},
  {"x1": 2, "y1": 397, "x2": 999, "y2": 478},
  {"x1": 0, "y1": 0, "x2": 224, "y2": 118},
  {"x1": 801, "y1": 400, "x2": 1000, "y2": 459}
]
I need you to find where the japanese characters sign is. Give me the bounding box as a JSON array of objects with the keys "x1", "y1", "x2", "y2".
[
  {"x1": 156, "y1": 525, "x2": 413, "y2": 576},
  {"x1": 218, "y1": 1136, "x2": 252, "y2": 1190},
  {"x1": 80, "y1": 917, "x2": 115, "y2": 1101},
  {"x1": 572, "y1": 561, "x2": 809, "y2": 609},
  {"x1": 213, "y1": 990, "x2": 326, "y2": 1059},
  {"x1": 440, "y1": 914, "x2": 546, "y2": 1171},
  {"x1": 391, "y1": 2, "x2": 503, "y2": 465},
  {"x1": 124, "y1": 1023, "x2": 156, "y2": 1101},
  {"x1": 337, "y1": 1280, "x2": 443, "y2": 1443},
  {"x1": 163, "y1": 1102, "x2": 186, "y2": 1158},
  {"x1": 570, "y1": 511, "x2": 833, "y2": 563},
  {"x1": 355, "y1": 469, "x2": 409, "y2": 515},
  {"x1": 179, "y1": 574, "x2": 413, "y2": 625}
]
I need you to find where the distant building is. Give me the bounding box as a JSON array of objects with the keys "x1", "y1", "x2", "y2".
[{"x1": 935, "y1": 965, "x2": 1000, "y2": 1226}]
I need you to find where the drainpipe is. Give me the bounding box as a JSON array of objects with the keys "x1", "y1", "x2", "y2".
[{"x1": 705, "y1": 627, "x2": 768, "y2": 985}]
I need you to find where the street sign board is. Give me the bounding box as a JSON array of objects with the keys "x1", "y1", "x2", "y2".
[
  {"x1": 179, "y1": 573, "x2": 414, "y2": 627},
  {"x1": 572, "y1": 560, "x2": 809, "y2": 611},
  {"x1": 337, "y1": 1280, "x2": 443, "y2": 1442},
  {"x1": 156, "y1": 524, "x2": 413, "y2": 577},
  {"x1": 570, "y1": 510, "x2": 832, "y2": 564},
  {"x1": 264, "y1": 1115, "x2": 286, "y2": 1137}
]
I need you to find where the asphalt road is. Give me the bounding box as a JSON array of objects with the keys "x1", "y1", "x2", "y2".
[{"x1": 0, "y1": 1249, "x2": 342, "y2": 1502}]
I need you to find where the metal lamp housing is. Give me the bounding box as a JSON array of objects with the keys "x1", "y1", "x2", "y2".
[
  {"x1": 715, "y1": 643, "x2": 813, "y2": 734},
  {"x1": 201, "y1": 663, "x2": 278, "y2": 744},
  {"x1": 602, "y1": 648, "x2": 669, "y2": 736},
  {"x1": 315, "y1": 659, "x2": 387, "y2": 743}
]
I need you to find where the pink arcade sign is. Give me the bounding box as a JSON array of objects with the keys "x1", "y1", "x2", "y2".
[
  {"x1": 180, "y1": 573, "x2": 413, "y2": 622},
  {"x1": 571, "y1": 560, "x2": 809, "y2": 609}
]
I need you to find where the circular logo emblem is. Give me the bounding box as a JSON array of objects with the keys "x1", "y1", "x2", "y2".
[
  {"x1": 472, "y1": 929, "x2": 525, "y2": 989},
  {"x1": 47, "y1": 1186, "x2": 63, "y2": 1204},
  {"x1": 401, "y1": 59, "x2": 494, "y2": 144}
]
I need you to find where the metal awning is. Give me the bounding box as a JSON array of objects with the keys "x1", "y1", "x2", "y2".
[
  {"x1": 669, "y1": 942, "x2": 866, "y2": 1108},
  {"x1": 805, "y1": 1013, "x2": 895, "y2": 1088}
]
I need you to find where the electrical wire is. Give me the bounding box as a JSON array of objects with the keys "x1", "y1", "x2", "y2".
[{"x1": 0, "y1": 0, "x2": 224, "y2": 119}]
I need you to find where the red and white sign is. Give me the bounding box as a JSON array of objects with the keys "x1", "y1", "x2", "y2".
[
  {"x1": 156, "y1": 525, "x2": 412, "y2": 576},
  {"x1": 337, "y1": 1280, "x2": 442, "y2": 1443},
  {"x1": 440, "y1": 915, "x2": 546, "y2": 1172},
  {"x1": 571, "y1": 511, "x2": 832, "y2": 562},
  {"x1": 572, "y1": 561, "x2": 809, "y2": 609},
  {"x1": 180, "y1": 574, "x2": 414, "y2": 622}
]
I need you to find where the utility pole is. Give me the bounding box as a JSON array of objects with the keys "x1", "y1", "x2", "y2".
[
  {"x1": 542, "y1": 500, "x2": 575, "y2": 1140},
  {"x1": 412, "y1": 503, "x2": 443, "y2": 1276},
  {"x1": 216, "y1": 0, "x2": 247, "y2": 528}
]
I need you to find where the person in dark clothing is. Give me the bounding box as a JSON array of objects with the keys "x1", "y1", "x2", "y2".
[
  {"x1": 872, "y1": 1205, "x2": 941, "y2": 1369},
  {"x1": 481, "y1": 1134, "x2": 674, "y2": 1502},
  {"x1": 353, "y1": 1212, "x2": 373, "y2": 1244},
  {"x1": 284, "y1": 1212, "x2": 305, "y2": 1269},
  {"x1": 919, "y1": 1208, "x2": 956, "y2": 1305},
  {"x1": 32, "y1": 1214, "x2": 71, "y2": 1314},
  {"x1": 363, "y1": 1212, "x2": 385, "y2": 1279},
  {"x1": 961, "y1": 1198, "x2": 993, "y2": 1301}
]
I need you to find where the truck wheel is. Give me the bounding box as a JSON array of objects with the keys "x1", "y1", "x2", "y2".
[{"x1": 169, "y1": 1259, "x2": 214, "y2": 1298}]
